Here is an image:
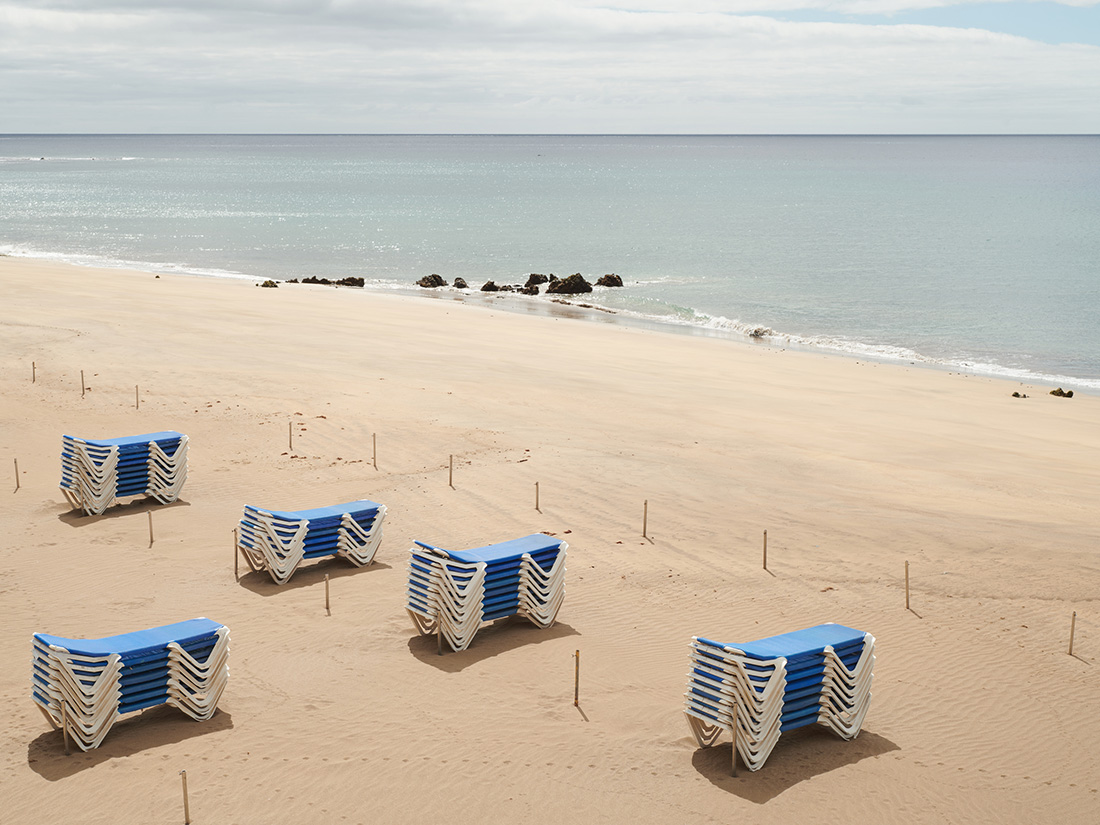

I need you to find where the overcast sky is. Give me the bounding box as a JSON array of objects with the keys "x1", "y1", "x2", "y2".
[{"x1": 1, "y1": 0, "x2": 1097, "y2": 133}]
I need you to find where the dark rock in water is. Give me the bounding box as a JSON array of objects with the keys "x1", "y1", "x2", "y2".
[
  {"x1": 499, "y1": 284, "x2": 515, "y2": 292},
  {"x1": 336, "y1": 276, "x2": 364, "y2": 287},
  {"x1": 748, "y1": 327, "x2": 769, "y2": 339},
  {"x1": 258, "y1": 279, "x2": 279, "y2": 288},
  {"x1": 595, "y1": 273, "x2": 623, "y2": 288},
  {"x1": 417, "y1": 273, "x2": 447, "y2": 288},
  {"x1": 525, "y1": 273, "x2": 548, "y2": 288},
  {"x1": 546, "y1": 273, "x2": 592, "y2": 294},
  {"x1": 1050, "y1": 387, "x2": 1073, "y2": 397},
  {"x1": 549, "y1": 274, "x2": 559, "y2": 283},
  {"x1": 302, "y1": 276, "x2": 333, "y2": 285},
  {"x1": 453, "y1": 277, "x2": 468, "y2": 289},
  {"x1": 285, "y1": 278, "x2": 299, "y2": 283},
  {"x1": 481, "y1": 281, "x2": 499, "y2": 292},
  {"x1": 520, "y1": 285, "x2": 539, "y2": 295}
]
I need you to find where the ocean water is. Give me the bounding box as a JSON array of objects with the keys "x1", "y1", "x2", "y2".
[{"x1": 2, "y1": 134, "x2": 1098, "y2": 390}]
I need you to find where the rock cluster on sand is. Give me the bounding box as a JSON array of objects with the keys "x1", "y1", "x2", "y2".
[
  {"x1": 546, "y1": 273, "x2": 593, "y2": 294},
  {"x1": 258, "y1": 280, "x2": 279, "y2": 288},
  {"x1": 416, "y1": 271, "x2": 622, "y2": 296},
  {"x1": 286, "y1": 276, "x2": 365, "y2": 287},
  {"x1": 1050, "y1": 387, "x2": 1074, "y2": 398}
]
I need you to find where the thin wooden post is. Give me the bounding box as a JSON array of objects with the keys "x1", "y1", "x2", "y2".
[
  {"x1": 1069, "y1": 611, "x2": 1077, "y2": 656},
  {"x1": 288, "y1": 421, "x2": 293, "y2": 450},
  {"x1": 763, "y1": 530, "x2": 768, "y2": 570},
  {"x1": 731, "y1": 702, "x2": 738, "y2": 777},
  {"x1": 437, "y1": 620, "x2": 443, "y2": 656},
  {"x1": 14, "y1": 458, "x2": 19, "y2": 491},
  {"x1": 233, "y1": 527, "x2": 239, "y2": 580},
  {"x1": 449, "y1": 454, "x2": 453, "y2": 488},
  {"x1": 135, "y1": 385, "x2": 140, "y2": 409},
  {"x1": 325, "y1": 574, "x2": 330, "y2": 614},
  {"x1": 574, "y1": 649, "x2": 580, "y2": 706},
  {"x1": 80, "y1": 370, "x2": 85, "y2": 398},
  {"x1": 643, "y1": 500, "x2": 649, "y2": 538},
  {"x1": 372, "y1": 432, "x2": 377, "y2": 469},
  {"x1": 905, "y1": 561, "x2": 910, "y2": 610},
  {"x1": 32, "y1": 361, "x2": 36, "y2": 383},
  {"x1": 535, "y1": 481, "x2": 540, "y2": 512},
  {"x1": 148, "y1": 511, "x2": 154, "y2": 546},
  {"x1": 180, "y1": 770, "x2": 191, "y2": 824},
  {"x1": 62, "y1": 704, "x2": 70, "y2": 756}
]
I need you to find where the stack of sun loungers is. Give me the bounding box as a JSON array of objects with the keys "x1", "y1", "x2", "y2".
[
  {"x1": 32, "y1": 618, "x2": 229, "y2": 752},
  {"x1": 236, "y1": 499, "x2": 387, "y2": 584},
  {"x1": 60, "y1": 431, "x2": 188, "y2": 516},
  {"x1": 684, "y1": 623, "x2": 874, "y2": 772},
  {"x1": 406, "y1": 533, "x2": 567, "y2": 652}
]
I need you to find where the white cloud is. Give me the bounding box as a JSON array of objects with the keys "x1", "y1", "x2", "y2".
[{"x1": 0, "y1": 0, "x2": 1097, "y2": 132}]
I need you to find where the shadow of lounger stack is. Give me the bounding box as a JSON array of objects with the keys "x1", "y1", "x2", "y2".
[
  {"x1": 406, "y1": 533, "x2": 567, "y2": 652},
  {"x1": 31, "y1": 618, "x2": 230, "y2": 752},
  {"x1": 684, "y1": 623, "x2": 875, "y2": 771},
  {"x1": 236, "y1": 499, "x2": 387, "y2": 584},
  {"x1": 60, "y1": 431, "x2": 188, "y2": 516}
]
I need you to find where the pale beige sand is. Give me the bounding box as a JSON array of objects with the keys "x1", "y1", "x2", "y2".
[{"x1": 1, "y1": 256, "x2": 1098, "y2": 824}]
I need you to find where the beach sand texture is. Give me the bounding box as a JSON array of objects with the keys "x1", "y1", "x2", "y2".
[{"x1": 1, "y1": 257, "x2": 1098, "y2": 824}]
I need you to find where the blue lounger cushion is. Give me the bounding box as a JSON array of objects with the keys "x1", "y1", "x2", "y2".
[
  {"x1": 34, "y1": 618, "x2": 223, "y2": 661},
  {"x1": 415, "y1": 533, "x2": 563, "y2": 565},
  {"x1": 697, "y1": 623, "x2": 867, "y2": 662}
]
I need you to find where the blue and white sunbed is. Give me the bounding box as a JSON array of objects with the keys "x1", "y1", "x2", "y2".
[
  {"x1": 60, "y1": 431, "x2": 188, "y2": 515},
  {"x1": 236, "y1": 499, "x2": 386, "y2": 584},
  {"x1": 684, "y1": 623, "x2": 875, "y2": 772},
  {"x1": 32, "y1": 618, "x2": 230, "y2": 751},
  {"x1": 406, "y1": 533, "x2": 567, "y2": 652}
]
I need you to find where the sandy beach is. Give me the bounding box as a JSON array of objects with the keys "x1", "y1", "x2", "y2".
[{"x1": 1, "y1": 255, "x2": 1097, "y2": 824}]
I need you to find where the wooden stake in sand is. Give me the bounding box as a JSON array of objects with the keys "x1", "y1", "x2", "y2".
[
  {"x1": 437, "y1": 620, "x2": 443, "y2": 656},
  {"x1": 643, "y1": 500, "x2": 648, "y2": 538},
  {"x1": 289, "y1": 421, "x2": 293, "y2": 451},
  {"x1": 1069, "y1": 611, "x2": 1077, "y2": 656},
  {"x1": 148, "y1": 511, "x2": 154, "y2": 547},
  {"x1": 233, "y1": 527, "x2": 239, "y2": 580},
  {"x1": 905, "y1": 560, "x2": 910, "y2": 610},
  {"x1": 372, "y1": 432, "x2": 377, "y2": 469},
  {"x1": 574, "y1": 649, "x2": 580, "y2": 706},
  {"x1": 763, "y1": 529, "x2": 768, "y2": 570},
  {"x1": 325, "y1": 574, "x2": 330, "y2": 614},
  {"x1": 179, "y1": 770, "x2": 191, "y2": 825},
  {"x1": 135, "y1": 385, "x2": 140, "y2": 410},
  {"x1": 14, "y1": 458, "x2": 19, "y2": 492},
  {"x1": 535, "y1": 481, "x2": 540, "y2": 512},
  {"x1": 32, "y1": 361, "x2": 36, "y2": 383},
  {"x1": 449, "y1": 454, "x2": 453, "y2": 488},
  {"x1": 80, "y1": 370, "x2": 85, "y2": 398},
  {"x1": 61, "y1": 703, "x2": 70, "y2": 756}
]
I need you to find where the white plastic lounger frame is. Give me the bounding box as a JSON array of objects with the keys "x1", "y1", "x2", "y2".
[
  {"x1": 32, "y1": 622, "x2": 229, "y2": 752},
  {"x1": 60, "y1": 433, "x2": 188, "y2": 516},
  {"x1": 684, "y1": 627, "x2": 875, "y2": 772},
  {"x1": 236, "y1": 502, "x2": 386, "y2": 584},
  {"x1": 406, "y1": 536, "x2": 568, "y2": 652}
]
